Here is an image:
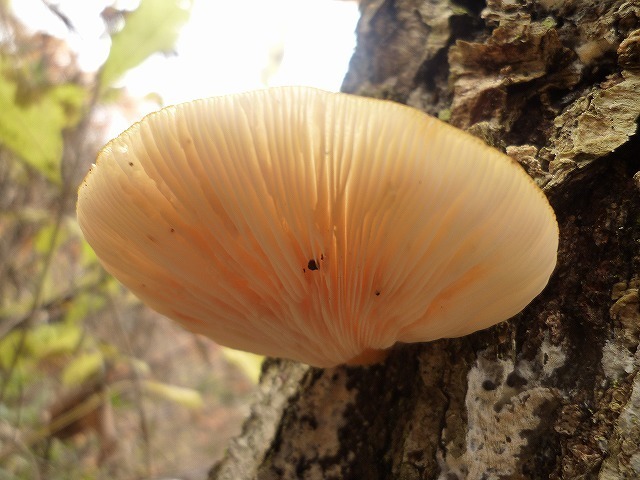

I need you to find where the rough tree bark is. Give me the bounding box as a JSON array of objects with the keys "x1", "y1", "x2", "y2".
[{"x1": 210, "y1": 1, "x2": 640, "y2": 478}]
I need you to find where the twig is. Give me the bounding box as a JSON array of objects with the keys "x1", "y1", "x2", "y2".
[{"x1": 106, "y1": 295, "x2": 154, "y2": 477}]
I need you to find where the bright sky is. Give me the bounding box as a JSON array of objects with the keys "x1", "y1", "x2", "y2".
[{"x1": 11, "y1": 0, "x2": 360, "y2": 104}]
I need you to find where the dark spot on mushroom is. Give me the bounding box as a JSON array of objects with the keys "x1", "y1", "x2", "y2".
[
  {"x1": 375, "y1": 290, "x2": 381, "y2": 296},
  {"x1": 147, "y1": 234, "x2": 156, "y2": 242},
  {"x1": 129, "y1": 162, "x2": 134, "y2": 166},
  {"x1": 170, "y1": 228, "x2": 175, "y2": 233},
  {"x1": 482, "y1": 379, "x2": 497, "y2": 391},
  {"x1": 320, "y1": 253, "x2": 324, "y2": 261},
  {"x1": 307, "y1": 259, "x2": 319, "y2": 271}
]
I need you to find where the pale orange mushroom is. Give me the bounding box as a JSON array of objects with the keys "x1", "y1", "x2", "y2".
[{"x1": 77, "y1": 86, "x2": 558, "y2": 368}]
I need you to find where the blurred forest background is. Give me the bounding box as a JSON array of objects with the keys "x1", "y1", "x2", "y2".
[{"x1": 0, "y1": 0, "x2": 350, "y2": 478}]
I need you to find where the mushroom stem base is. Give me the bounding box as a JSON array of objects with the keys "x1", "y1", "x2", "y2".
[{"x1": 344, "y1": 348, "x2": 389, "y2": 366}]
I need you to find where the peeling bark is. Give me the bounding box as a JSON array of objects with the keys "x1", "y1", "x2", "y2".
[{"x1": 211, "y1": 1, "x2": 640, "y2": 478}]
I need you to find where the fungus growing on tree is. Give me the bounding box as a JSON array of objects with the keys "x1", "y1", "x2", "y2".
[{"x1": 77, "y1": 86, "x2": 558, "y2": 368}]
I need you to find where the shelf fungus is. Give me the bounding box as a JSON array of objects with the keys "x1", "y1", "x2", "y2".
[{"x1": 77, "y1": 86, "x2": 558, "y2": 368}]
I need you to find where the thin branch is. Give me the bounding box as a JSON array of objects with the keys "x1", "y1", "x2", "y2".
[{"x1": 106, "y1": 294, "x2": 153, "y2": 477}]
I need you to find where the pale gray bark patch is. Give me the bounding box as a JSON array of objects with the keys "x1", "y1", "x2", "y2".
[
  {"x1": 438, "y1": 342, "x2": 565, "y2": 479},
  {"x1": 599, "y1": 280, "x2": 640, "y2": 479},
  {"x1": 256, "y1": 367, "x2": 358, "y2": 479},
  {"x1": 209, "y1": 360, "x2": 309, "y2": 480}
]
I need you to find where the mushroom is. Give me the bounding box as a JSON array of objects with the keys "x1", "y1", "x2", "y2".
[{"x1": 77, "y1": 86, "x2": 558, "y2": 368}]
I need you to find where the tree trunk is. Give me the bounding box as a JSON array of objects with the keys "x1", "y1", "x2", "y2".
[{"x1": 210, "y1": 1, "x2": 640, "y2": 478}]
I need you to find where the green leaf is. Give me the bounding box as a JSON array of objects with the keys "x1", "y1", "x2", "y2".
[
  {"x1": 0, "y1": 57, "x2": 85, "y2": 183},
  {"x1": 100, "y1": 0, "x2": 192, "y2": 89},
  {"x1": 127, "y1": 356, "x2": 152, "y2": 376},
  {"x1": 33, "y1": 222, "x2": 64, "y2": 255},
  {"x1": 80, "y1": 239, "x2": 100, "y2": 267},
  {"x1": 0, "y1": 330, "x2": 26, "y2": 369},
  {"x1": 143, "y1": 380, "x2": 203, "y2": 409},
  {"x1": 62, "y1": 351, "x2": 104, "y2": 386},
  {"x1": 63, "y1": 292, "x2": 106, "y2": 325},
  {"x1": 220, "y1": 347, "x2": 263, "y2": 383},
  {"x1": 25, "y1": 322, "x2": 82, "y2": 360}
]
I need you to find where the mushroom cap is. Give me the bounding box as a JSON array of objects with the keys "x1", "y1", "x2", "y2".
[{"x1": 77, "y1": 86, "x2": 558, "y2": 368}]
